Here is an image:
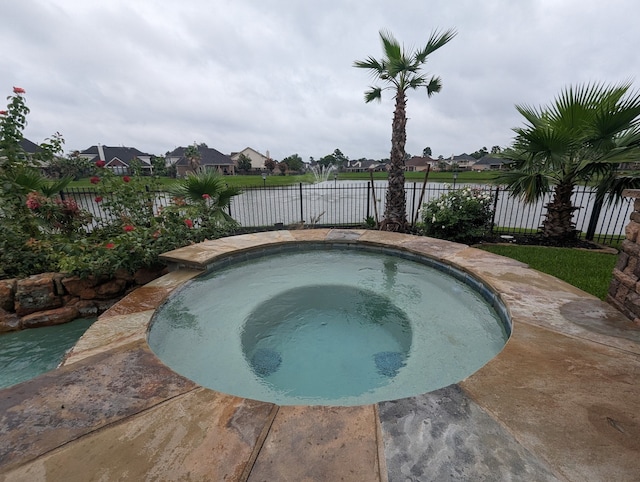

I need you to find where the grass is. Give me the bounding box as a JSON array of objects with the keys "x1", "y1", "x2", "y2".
[{"x1": 478, "y1": 244, "x2": 617, "y2": 300}]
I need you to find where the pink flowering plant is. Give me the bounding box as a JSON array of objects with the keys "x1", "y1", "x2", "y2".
[{"x1": 1, "y1": 87, "x2": 240, "y2": 279}]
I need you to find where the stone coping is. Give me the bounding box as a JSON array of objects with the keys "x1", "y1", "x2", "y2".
[{"x1": 1, "y1": 229, "x2": 639, "y2": 481}]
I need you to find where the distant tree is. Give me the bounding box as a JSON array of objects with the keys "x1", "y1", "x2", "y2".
[
  {"x1": 237, "y1": 153, "x2": 252, "y2": 173},
  {"x1": 470, "y1": 147, "x2": 488, "y2": 159},
  {"x1": 491, "y1": 145, "x2": 502, "y2": 154},
  {"x1": 437, "y1": 160, "x2": 448, "y2": 171},
  {"x1": 423, "y1": 147, "x2": 432, "y2": 157},
  {"x1": 151, "y1": 155, "x2": 168, "y2": 176},
  {"x1": 46, "y1": 151, "x2": 92, "y2": 180},
  {"x1": 317, "y1": 154, "x2": 334, "y2": 168},
  {"x1": 354, "y1": 28, "x2": 456, "y2": 232},
  {"x1": 282, "y1": 154, "x2": 304, "y2": 172},
  {"x1": 277, "y1": 161, "x2": 288, "y2": 175},
  {"x1": 264, "y1": 157, "x2": 276, "y2": 173},
  {"x1": 332, "y1": 149, "x2": 348, "y2": 167},
  {"x1": 129, "y1": 157, "x2": 143, "y2": 176}
]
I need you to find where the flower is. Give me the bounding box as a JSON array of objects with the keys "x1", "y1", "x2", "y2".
[
  {"x1": 12, "y1": 87, "x2": 25, "y2": 94},
  {"x1": 184, "y1": 219, "x2": 194, "y2": 228},
  {"x1": 122, "y1": 176, "x2": 131, "y2": 183},
  {"x1": 26, "y1": 192, "x2": 41, "y2": 210},
  {"x1": 202, "y1": 193, "x2": 211, "y2": 200},
  {"x1": 152, "y1": 230, "x2": 161, "y2": 239},
  {"x1": 0, "y1": 110, "x2": 7, "y2": 115},
  {"x1": 94, "y1": 196, "x2": 103, "y2": 203},
  {"x1": 90, "y1": 176, "x2": 100, "y2": 184},
  {"x1": 105, "y1": 242, "x2": 115, "y2": 249},
  {"x1": 95, "y1": 160, "x2": 106, "y2": 168},
  {"x1": 123, "y1": 224, "x2": 135, "y2": 232}
]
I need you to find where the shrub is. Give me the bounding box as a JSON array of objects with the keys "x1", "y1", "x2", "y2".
[{"x1": 418, "y1": 186, "x2": 494, "y2": 243}]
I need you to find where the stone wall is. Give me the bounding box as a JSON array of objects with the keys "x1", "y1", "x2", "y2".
[
  {"x1": 608, "y1": 189, "x2": 640, "y2": 326},
  {"x1": 0, "y1": 266, "x2": 166, "y2": 333}
]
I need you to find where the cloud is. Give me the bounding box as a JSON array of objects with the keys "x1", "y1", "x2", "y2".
[{"x1": 1, "y1": 0, "x2": 638, "y2": 161}]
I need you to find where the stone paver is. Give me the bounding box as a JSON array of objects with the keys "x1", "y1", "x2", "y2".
[
  {"x1": 248, "y1": 405, "x2": 383, "y2": 482},
  {"x1": 461, "y1": 322, "x2": 640, "y2": 482},
  {"x1": 2, "y1": 390, "x2": 276, "y2": 482},
  {"x1": 379, "y1": 385, "x2": 560, "y2": 481},
  {"x1": 0, "y1": 340, "x2": 196, "y2": 473}
]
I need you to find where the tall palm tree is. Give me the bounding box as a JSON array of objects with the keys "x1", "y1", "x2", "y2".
[
  {"x1": 354, "y1": 28, "x2": 456, "y2": 232},
  {"x1": 499, "y1": 82, "x2": 640, "y2": 240}
]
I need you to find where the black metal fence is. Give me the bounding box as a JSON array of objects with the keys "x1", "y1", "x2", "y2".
[{"x1": 61, "y1": 182, "x2": 632, "y2": 245}]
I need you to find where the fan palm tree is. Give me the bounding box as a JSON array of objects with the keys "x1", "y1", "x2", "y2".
[
  {"x1": 499, "y1": 82, "x2": 640, "y2": 240},
  {"x1": 168, "y1": 169, "x2": 241, "y2": 224},
  {"x1": 354, "y1": 28, "x2": 456, "y2": 232}
]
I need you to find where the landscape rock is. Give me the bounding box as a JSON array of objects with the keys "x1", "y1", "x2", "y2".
[
  {"x1": 21, "y1": 306, "x2": 80, "y2": 329},
  {"x1": 14, "y1": 273, "x2": 63, "y2": 316},
  {"x1": 0, "y1": 279, "x2": 16, "y2": 312},
  {"x1": 0, "y1": 308, "x2": 21, "y2": 333}
]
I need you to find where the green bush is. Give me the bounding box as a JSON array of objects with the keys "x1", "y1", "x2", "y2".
[{"x1": 418, "y1": 186, "x2": 494, "y2": 243}]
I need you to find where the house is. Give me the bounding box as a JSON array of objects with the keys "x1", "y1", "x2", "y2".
[
  {"x1": 230, "y1": 147, "x2": 269, "y2": 172},
  {"x1": 405, "y1": 156, "x2": 438, "y2": 172},
  {"x1": 343, "y1": 159, "x2": 386, "y2": 172},
  {"x1": 78, "y1": 145, "x2": 154, "y2": 175},
  {"x1": 450, "y1": 154, "x2": 477, "y2": 170},
  {"x1": 167, "y1": 144, "x2": 235, "y2": 177},
  {"x1": 471, "y1": 155, "x2": 509, "y2": 171}
]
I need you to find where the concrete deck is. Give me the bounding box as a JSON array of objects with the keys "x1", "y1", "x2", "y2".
[{"x1": 1, "y1": 229, "x2": 639, "y2": 481}]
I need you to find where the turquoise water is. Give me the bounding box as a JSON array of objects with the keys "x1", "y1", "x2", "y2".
[
  {"x1": 0, "y1": 318, "x2": 95, "y2": 389},
  {"x1": 149, "y1": 249, "x2": 509, "y2": 406}
]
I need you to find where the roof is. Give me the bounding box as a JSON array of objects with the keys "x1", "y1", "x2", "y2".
[
  {"x1": 169, "y1": 145, "x2": 234, "y2": 166},
  {"x1": 19, "y1": 138, "x2": 41, "y2": 154},
  {"x1": 474, "y1": 155, "x2": 507, "y2": 165},
  {"x1": 79, "y1": 145, "x2": 153, "y2": 166},
  {"x1": 406, "y1": 156, "x2": 436, "y2": 167}
]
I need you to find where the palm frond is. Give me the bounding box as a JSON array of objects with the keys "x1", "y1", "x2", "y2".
[
  {"x1": 425, "y1": 76, "x2": 442, "y2": 97},
  {"x1": 364, "y1": 87, "x2": 383, "y2": 103},
  {"x1": 494, "y1": 170, "x2": 552, "y2": 203},
  {"x1": 415, "y1": 29, "x2": 457, "y2": 63}
]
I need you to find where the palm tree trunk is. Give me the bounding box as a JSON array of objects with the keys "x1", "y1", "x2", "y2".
[
  {"x1": 382, "y1": 92, "x2": 408, "y2": 232},
  {"x1": 541, "y1": 181, "x2": 578, "y2": 239}
]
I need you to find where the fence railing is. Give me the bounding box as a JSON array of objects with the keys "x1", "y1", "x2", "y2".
[{"x1": 61, "y1": 182, "x2": 632, "y2": 245}]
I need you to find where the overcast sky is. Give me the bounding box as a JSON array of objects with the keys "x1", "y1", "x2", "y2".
[{"x1": 1, "y1": 0, "x2": 638, "y2": 162}]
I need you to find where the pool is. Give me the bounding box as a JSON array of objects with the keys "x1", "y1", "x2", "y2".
[
  {"x1": 149, "y1": 245, "x2": 510, "y2": 406},
  {"x1": 0, "y1": 317, "x2": 95, "y2": 389}
]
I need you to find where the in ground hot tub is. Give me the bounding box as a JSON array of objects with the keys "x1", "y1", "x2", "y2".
[{"x1": 148, "y1": 244, "x2": 510, "y2": 406}]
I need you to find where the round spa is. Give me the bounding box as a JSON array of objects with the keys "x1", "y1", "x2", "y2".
[{"x1": 148, "y1": 244, "x2": 510, "y2": 406}]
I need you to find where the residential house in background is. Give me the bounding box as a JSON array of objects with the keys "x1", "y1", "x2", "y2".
[
  {"x1": 471, "y1": 155, "x2": 509, "y2": 171},
  {"x1": 405, "y1": 156, "x2": 438, "y2": 172},
  {"x1": 230, "y1": 147, "x2": 269, "y2": 172},
  {"x1": 167, "y1": 144, "x2": 235, "y2": 177},
  {"x1": 343, "y1": 159, "x2": 386, "y2": 172},
  {"x1": 450, "y1": 154, "x2": 477, "y2": 170},
  {"x1": 78, "y1": 145, "x2": 154, "y2": 175}
]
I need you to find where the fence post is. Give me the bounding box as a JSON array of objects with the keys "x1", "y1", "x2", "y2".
[
  {"x1": 59, "y1": 190, "x2": 66, "y2": 201},
  {"x1": 299, "y1": 183, "x2": 304, "y2": 224},
  {"x1": 366, "y1": 182, "x2": 371, "y2": 219},
  {"x1": 490, "y1": 186, "x2": 500, "y2": 233},
  {"x1": 585, "y1": 196, "x2": 603, "y2": 241}
]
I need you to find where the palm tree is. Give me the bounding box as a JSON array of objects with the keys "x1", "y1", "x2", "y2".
[
  {"x1": 168, "y1": 169, "x2": 241, "y2": 224},
  {"x1": 184, "y1": 144, "x2": 201, "y2": 173},
  {"x1": 499, "y1": 82, "x2": 640, "y2": 240},
  {"x1": 354, "y1": 28, "x2": 456, "y2": 232}
]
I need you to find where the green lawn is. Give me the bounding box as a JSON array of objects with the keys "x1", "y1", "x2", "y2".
[{"x1": 478, "y1": 244, "x2": 617, "y2": 300}]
